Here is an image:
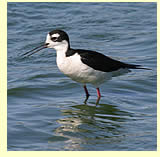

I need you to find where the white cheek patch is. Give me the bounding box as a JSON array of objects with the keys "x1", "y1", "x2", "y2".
[
  {"x1": 45, "y1": 33, "x2": 60, "y2": 43},
  {"x1": 51, "y1": 33, "x2": 60, "y2": 38}
]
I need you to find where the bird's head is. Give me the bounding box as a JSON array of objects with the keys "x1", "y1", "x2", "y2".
[
  {"x1": 45, "y1": 30, "x2": 70, "y2": 51},
  {"x1": 22, "y1": 29, "x2": 70, "y2": 57}
]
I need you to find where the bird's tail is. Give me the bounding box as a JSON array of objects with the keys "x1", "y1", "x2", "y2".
[{"x1": 125, "y1": 64, "x2": 151, "y2": 70}]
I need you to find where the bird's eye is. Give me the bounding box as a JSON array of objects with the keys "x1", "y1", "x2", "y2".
[{"x1": 51, "y1": 37, "x2": 57, "y2": 41}]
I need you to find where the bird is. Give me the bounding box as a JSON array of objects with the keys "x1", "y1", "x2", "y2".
[{"x1": 23, "y1": 29, "x2": 150, "y2": 104}]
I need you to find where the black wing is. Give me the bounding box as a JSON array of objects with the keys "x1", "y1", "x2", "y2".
[{"x1": 76, "y1": 49, "x2": 141, "y2": 72}]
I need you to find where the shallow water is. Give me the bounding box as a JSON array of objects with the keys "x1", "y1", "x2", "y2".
[{"x1": 7, "y1": 2, "x2": 157, "y2": 151}]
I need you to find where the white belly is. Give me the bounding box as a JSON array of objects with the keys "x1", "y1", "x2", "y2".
[{"x1": 56, "y1": 53, "x2": 112, "y2": 87}]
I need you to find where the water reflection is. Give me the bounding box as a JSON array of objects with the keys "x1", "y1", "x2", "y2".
[{"x1": 53, "y1": 102, "x2": 133, "y2": 150}]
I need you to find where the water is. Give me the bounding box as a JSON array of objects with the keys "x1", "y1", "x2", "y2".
[{"x1": 7, "y1": 2, "x2": 157, "y2": 151}]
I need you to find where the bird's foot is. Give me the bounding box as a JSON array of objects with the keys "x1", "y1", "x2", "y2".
[
  {"x1": 96, "y1": 96, "x2": 101, "y2": 105},
  {"x1": 96, "y1": 88, "x2": 101, "y2": 105},
  {"x1": 84, "y1": 94, "x2": 90, "y2": 104}
]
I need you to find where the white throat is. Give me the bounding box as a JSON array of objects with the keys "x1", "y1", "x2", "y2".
[
  {"x1": 54, "y1": 41, "x2": 69, "y2": 71},
  {"x1": 54, "y1": 40, "x2": 69, "y2": 54}
]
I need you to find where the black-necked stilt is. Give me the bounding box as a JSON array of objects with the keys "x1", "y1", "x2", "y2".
[{"x1": 23, "y1": 30, "x2": 150, "y2": 103}]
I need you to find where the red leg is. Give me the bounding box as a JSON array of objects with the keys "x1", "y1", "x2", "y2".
[
  {"x1": 96, "y1": 88, "x2": 101, "y2": 105},
  {"x1": 96, "y1": 88, "x2": 101, "y2": 98}
]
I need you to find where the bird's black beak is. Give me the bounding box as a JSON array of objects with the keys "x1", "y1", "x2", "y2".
[{"x1": 22, "y1": 43, "x2": 49, "y2": 57}]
